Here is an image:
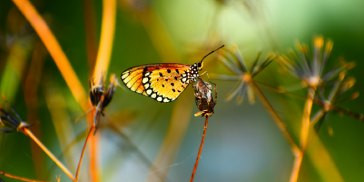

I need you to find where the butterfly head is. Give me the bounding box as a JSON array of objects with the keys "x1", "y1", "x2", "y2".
[
  {"x1": 197, "y1": 61, "x2": 203, "y2": 70},
  {"x1": 186, "y1": 63, "x2": 200, "y2": 82}
]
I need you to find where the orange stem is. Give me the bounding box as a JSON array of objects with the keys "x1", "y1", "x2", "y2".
[
  {"x1": 74, "y1": 125, "x2": 95, "y2": 182},
  {"x1": 0, "y1": 170, "x2": 47, "y2": 182},
  {"x1": 190, "y1": 116, "x2": 209, "y2": 182},
  {"x1": 12, "y1": 0, "x2": 88, "y2": 111},
  {"x1": 299, "y1": 88, "x2": 315, "y2": 149},
  {"x1": 21, "y1": 128, "x2": 75, "y2": 180},
  {"x1": 290, "y1": 87, "x2": 315, "y2": 182},
  {"x1": 89, "y1": 129, "x2": 100, "y2": 182},
  {"x1": 89, "y1": 0, "x2": 116, "y2": 180},
  {"x1": 289, "y1": 150, "x2": 304, "y2": 182},
  {"x1": 92, "y1": 0, "x2": 116, "y2": 85}
]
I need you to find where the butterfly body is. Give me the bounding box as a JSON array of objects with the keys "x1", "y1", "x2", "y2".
[{"x1": 121, "y1": 63, "x2": 201, "y2": 103}]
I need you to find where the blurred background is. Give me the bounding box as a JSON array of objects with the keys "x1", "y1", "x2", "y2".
[{"x1": 0, "y1": 0, "x2": 364, "y2": 181}]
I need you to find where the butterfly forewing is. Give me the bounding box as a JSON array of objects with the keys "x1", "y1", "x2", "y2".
[
  {"x1": 121, "y1": 64, "x2": 191, "y2": 102},
  {"x1": 121, "y1": 67, "x2": 144, "y2": 93}
]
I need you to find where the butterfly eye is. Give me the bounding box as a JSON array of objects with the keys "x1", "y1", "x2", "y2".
[{"x1": 197, "y1": 62, "x2": 203, "y2": 70}]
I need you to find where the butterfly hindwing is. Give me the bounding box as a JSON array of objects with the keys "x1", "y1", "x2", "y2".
[{"x1": 121, "y1": 64, "x2": 191, "y2": 102}]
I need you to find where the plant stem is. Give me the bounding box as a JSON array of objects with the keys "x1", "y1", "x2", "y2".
[
  {"x1": 289, "y1": 150, "x2": 304, "y2": 182},
  {"x1": 21, "y1": 128, "x2": 75, "y2": 180},
  {"x1": 74, "y1": 125, "x2": 95, "y2": 182},
  {"x1": 0, "y1": 170, "x2": 47, "y2": 182},
  {"x1": 311, "y1": 110, "x2": 326, "y2": 126},
  {"x1": 249, "y1": 80, "x2": 300, "y2": 154},
  {"x1": 190, "y1": 116, "x2": 209, "y2": 182},
  {"x1": 89, "y1": 129, "x2": 100, "y2": 182},
  {"x1": 92, "y1": 0, "x2": 116, "y2": 86},
  {"x1": 90, "y1": 0, "x2": 116, "y2": 181},
  {"x1": 299, "y1": 88, "x2": 315, "y2": 149},
  {"x1": 12, "y1": 0, "x2": 88, "y2": 111},
  {"x1": 289, "y1": 87, "x2": 316, "y2": 182}
]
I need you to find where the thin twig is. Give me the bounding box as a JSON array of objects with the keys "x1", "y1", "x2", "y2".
[
  {"x1": 12, "y1": 0, "x2": 88, "y2": 111},
  {"x1": 190, "y1": 116, "x2": 209, "y2": 182},
  {"x1": 249, "y1": 79, "x2": 300, "y2": 154},
  {"x1": 0, "y1": 170, "x2": 47, "y2": 182},
  {"x1": 21, "y1": 128, "x2": 75, "y2": 180},
  {"x1": 74, "y1": 125, "x2": 95, "y2": 182},
  {"x1": 311, "y1": 110, "x2": 326, "y2": 126}
]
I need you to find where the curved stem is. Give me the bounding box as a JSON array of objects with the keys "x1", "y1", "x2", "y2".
[
  {"x1": 92, "y1": 0, "x2": 116, "y2": 86},
  {"x1": 12, "y1": 0, "x2": 88, "y2": 111}
]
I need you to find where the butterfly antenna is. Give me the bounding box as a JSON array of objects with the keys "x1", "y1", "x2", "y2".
[
  {"x1": 200, "y1": 71, "x2": 207, "y2": 76},
  {"x1": 199, "y1": 45, "x2": 225, "y2": 64}
]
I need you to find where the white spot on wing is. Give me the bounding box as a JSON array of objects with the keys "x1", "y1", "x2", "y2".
[
  {"x1": 157, "y1": 97, "x2": 162, "y2": 102},
  {"x1": 146, "y1": 89, "x2": 152, "y2": 95},
  {"x1": 142, "y1": 77, "x2": 149, "y2": 84}
]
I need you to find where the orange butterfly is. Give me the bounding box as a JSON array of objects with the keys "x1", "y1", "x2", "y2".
[{"x1": 120, "y1": 45, "x2": 224, "y2": 103}]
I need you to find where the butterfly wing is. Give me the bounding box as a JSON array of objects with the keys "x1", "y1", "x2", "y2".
[{"x1": 121, "y1": 63, "x2": 191, "y2": 102}]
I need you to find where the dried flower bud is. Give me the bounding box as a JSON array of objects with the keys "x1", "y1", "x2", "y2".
[
  {"x1": 101, "y1": 75, "x2": 118, "y2": 108},
  {"x1": 90, "y1": 84, "x2": 104, "y2": 106},
  {"x1": 193, "y1": 78, "x2": 217, "y2": 117},
  {"x1": 0, "y1": 108, "x2": 29, "y2": 132}
]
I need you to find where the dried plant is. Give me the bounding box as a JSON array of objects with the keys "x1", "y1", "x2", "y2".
[
  {"x1": 0, "y1": 107, "x2": 74, "y2": 180},
  {"x1": 190, "y1": 78, "x2": 217, "y2": 182},
  {"x1": 278, "y1": 36, "x2": 353, "y2": 182},
  {"x1": 212, "y1": 46, "x2": 273, "y2": 104}
]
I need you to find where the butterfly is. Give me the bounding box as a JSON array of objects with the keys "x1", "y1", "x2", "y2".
[{"x1": 120, "y1": 45, "x2": 224, "y2": 103}]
